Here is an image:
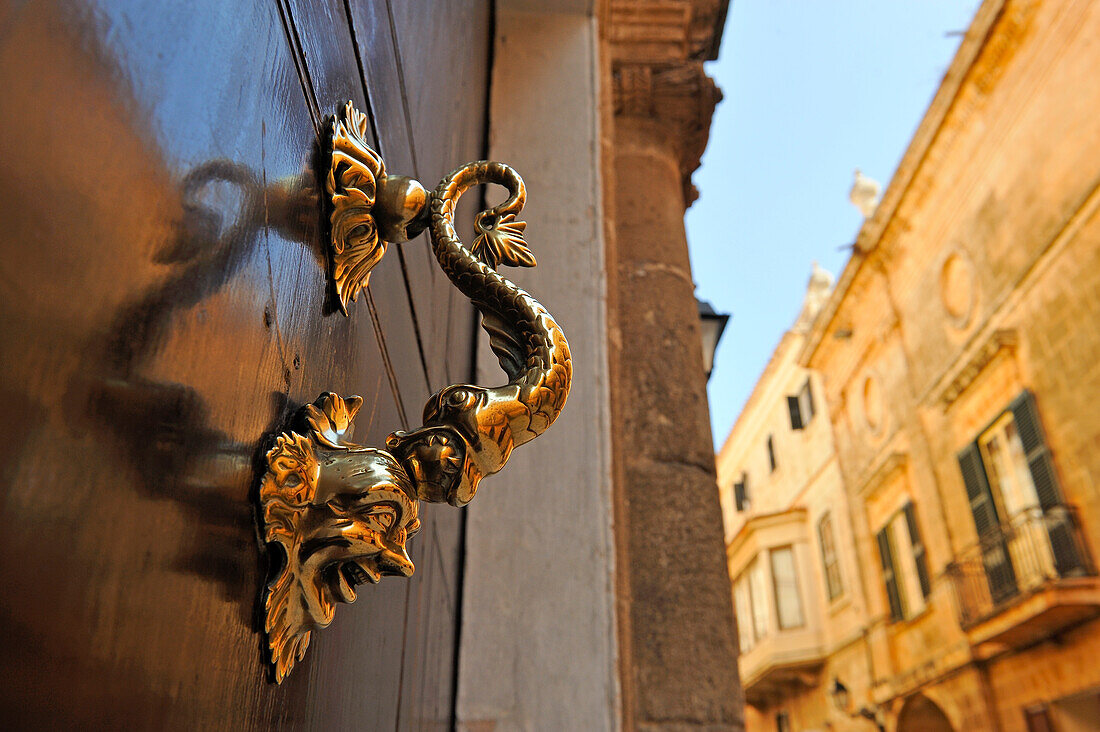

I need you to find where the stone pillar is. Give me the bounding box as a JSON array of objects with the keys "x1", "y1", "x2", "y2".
[{"x1": 603, "y1": 2, "x2": 744, "y2": 727}]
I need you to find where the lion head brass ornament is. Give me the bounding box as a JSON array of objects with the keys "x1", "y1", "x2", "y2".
[{"x1": 258, "y1": 102, "x2": 572, "y2": 682}]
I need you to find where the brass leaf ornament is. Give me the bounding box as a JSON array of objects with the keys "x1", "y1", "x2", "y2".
[
  {"x1": 326, "y1": 101, "x2": 428, "y2": 314},
  {"x1": 259, "y1": 103, "x2": 571, "y2": 681}
]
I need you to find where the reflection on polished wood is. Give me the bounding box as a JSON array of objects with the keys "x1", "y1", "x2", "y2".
[{"x1": 259, "y1": 103, "x2": 573, "y2": 681}]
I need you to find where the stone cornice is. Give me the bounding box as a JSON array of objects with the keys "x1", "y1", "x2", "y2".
[
  {"x1": 932, "y1": 328, "x2": 1018, "y2": 407},
  {"x1": 605, "y1": 0, "x2": 727, "y2": 63},
  {"x1": 605, "y1": 0, "x2": 727, "y2": 204}
]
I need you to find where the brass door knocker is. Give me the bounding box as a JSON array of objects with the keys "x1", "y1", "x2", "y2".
[{"x1": 259, "y1": 102, "x2": 572, "y2": 682}]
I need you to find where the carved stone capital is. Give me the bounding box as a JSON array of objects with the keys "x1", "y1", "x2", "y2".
[
  {"x1": 605, "y1": 0, "x2": 727, "y2": 204},
  {"x1": 611, "y1": 60, "x2": 721, "y2": 203}
]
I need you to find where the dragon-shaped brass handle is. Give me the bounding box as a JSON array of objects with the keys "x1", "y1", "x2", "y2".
[{"x1": 258, "y1": 103, "x2": 572, "y2": 682}]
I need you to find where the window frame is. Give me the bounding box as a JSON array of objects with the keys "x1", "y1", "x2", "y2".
[
  {"x1": 957, "y1": 389, "x2": 1083, "y2": 588},
  {"x1": 876, "y1": 501, "x2": 932, "y2": 622},
  {"x1": 749, "y1": 554, "x2": 771, "y2": 639},
  {"x1": 733, "y1": 472, "x2": 750, "y2": 513},
  {"x1": 769, "y1": 545, "x2": 806, "y2": 630},
  {"x1": 818, "y1": 512, "x2": 844, "y2": 601},
  {"x1": 733, "y1": 572, "x2": 756, "y2": 653},
  {"x1": 787, "y1": 379, "x2": 815, "y2": 431}
]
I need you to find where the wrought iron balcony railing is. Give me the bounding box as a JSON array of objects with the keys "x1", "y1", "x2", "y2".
[{"x1": 947, "y1": 505, "x2": 1093, "y2": 629}]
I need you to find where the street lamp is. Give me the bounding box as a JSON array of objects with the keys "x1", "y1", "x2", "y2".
[
  {"x1": 830, "y1": 677, "x2": 885, "y2": 732},
  {"x1": 830, "y1": 678, "x2": 850, "y2": 711},
  {"x1": 697, "y1": 299, "x2": 730, "y2": 381}
]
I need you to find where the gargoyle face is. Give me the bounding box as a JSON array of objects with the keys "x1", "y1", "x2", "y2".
[
  {"x1": 260, "y1": 438, "x2": 420, "y2": 682},
  {"x1": 296, "y1": 448, "x2": 421, "y2": 625}
]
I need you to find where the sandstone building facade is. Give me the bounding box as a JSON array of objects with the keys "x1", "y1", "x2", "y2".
[{"x1": 718, "y1": 1, "x2": 1100, "y2": 730}]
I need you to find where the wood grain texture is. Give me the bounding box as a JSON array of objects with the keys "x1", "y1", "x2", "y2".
[{"x1": 0, "y1": 0, "x2": 488, "y2": 728}]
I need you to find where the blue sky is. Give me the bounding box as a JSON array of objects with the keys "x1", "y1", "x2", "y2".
[{"x1": 688, "y1": 0, "x2": 983, "y2": 450}]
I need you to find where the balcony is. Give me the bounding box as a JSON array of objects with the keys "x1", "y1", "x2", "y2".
[
  {"x1": 947, "y1": 506, "x2": 1100, "y2": 649},
  {"x1": 740, "y1": 627, "x2": 826, "y2": 708}
]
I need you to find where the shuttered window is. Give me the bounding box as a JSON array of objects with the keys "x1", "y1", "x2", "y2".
[
  {"x1": 787, "y1": 395, "x2": 802, "y2": 431},
  {"x1": 1010, "y1": 391, "x2": 1058, "y2": 509},
  {"x1": 1009, "y1": 391, "x2": 1083, "y2": 575},
  {"x1": 960, "y1": 389, "x2": 1083, "y2": 598},
  {"x1": 876, "y1": 504, "x2": 930, "y2": 622},
  {"x1": 957, "y1": 441, "x2": 1018, "y2": 603},
  {"x1": 801, "y1": 380, "x2": 815, "y2": 421}
]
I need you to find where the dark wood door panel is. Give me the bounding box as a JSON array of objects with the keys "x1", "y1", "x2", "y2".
[
  {"x1": 387, "y1": 0, "x2": 491, "y2": 391},
  {"x1": 345, "y1": 0, "x2": 491, "y2": 392},
  {"x1": 282, "y1": 0, "x2": 436, "y2": 423},
  {"x1": 336, "y1": 4, "x2": 493, "y2": 726},
  {"x1": 0, "y1": 1, "x2": 322, "y2": 726},
  {"x1": 0, "y1": 0, "x2": 482, "y2": 728},
  {"x1": 279, "y1": 1, "x2": 473, "y2": 728}
]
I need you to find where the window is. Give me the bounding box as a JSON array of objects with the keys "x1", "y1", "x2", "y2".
[
  {"x1": 770, "y1": 546, "x2": 805, "y2": 629},
  {"x1": 749, "y1": 555, "x2": 771, "y2": 638},
  {"x1": 787, "y1": 379, "x2": 815, "y2": 430},
  {"x1": 766, "y1": 435, "x2": 777, "y2": 472},
  {"x1": 818, "y1": 513, "x2": 844, "y2": 601},
  {"x1": 734, "y1": 472, "x2": 750, "y2": 512},
  {"x1": 733, "y1": 574, "x2": 755, "y2": 652},
  {"x1": 1023, "y1": 705, "x2": 1054, "y2": 732},
  {"x1": 875, "y1": 503, "x2": 931, "y2": 621},
  {"x1": 732, "y1": 549, "x2": 805, "y2": 649},
  {"x1": 732, "y1": 555, "x2": 773, "y2": 653},
  {"x1": 979, "y1": 412, "x2": 1043, "y2": 518},
  {"x1": 957, "y1": 390, "x2": 1083, "y2": 597}
]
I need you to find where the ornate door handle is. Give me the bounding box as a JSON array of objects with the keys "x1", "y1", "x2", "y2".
[{"x1": 259, "y1": 103, "x2": 572, "y2": 682}]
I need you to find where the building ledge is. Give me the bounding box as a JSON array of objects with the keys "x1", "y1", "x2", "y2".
[
  {"x1": 726, "y1": 507, "x2": 808, "y2": 570},
  {"x1": 967, "y1": 577, "x2": 1100, "y2": 651},
  {"x1": 741, "y1": 630, "x2": 826, "y2": 708}
]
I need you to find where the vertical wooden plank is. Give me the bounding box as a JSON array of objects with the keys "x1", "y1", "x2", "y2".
[
  {"x1": 341, "y1": 2, "x2": 492, "y2": 727},
  {"x1": 0, "y1": 0, "x2": 490, "y2": 727},
  {"x1": 0, "y1": 0, "x2": 332, "y2": 725},
  {"x1": 281, "y1": 2, "x2": 488, "y2": 728}
]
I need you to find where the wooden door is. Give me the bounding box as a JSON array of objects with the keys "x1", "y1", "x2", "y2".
[{"x1": 0, "y1": 1, "x2": 489, "y2": 727}]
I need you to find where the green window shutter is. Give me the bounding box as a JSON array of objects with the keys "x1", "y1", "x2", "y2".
[
  {"x1": 903, "y1": 503, "x2": 932, "y2": 599},
  {"x1": 957, "y1": 442, "x2": 1018, "y2": 603},
  {"x1": 1010, "y1": 390, "x2": 1083, "y2": 575},
  {"x1": 1009, "y1": 390, "x2": 1060, "y2": 509},
  {"x1": 957, "y1": 443, "x2": 999, "y2": 537},
  {"x1": 876, "y1": 527, "x2": 904, "y2": 621}
]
